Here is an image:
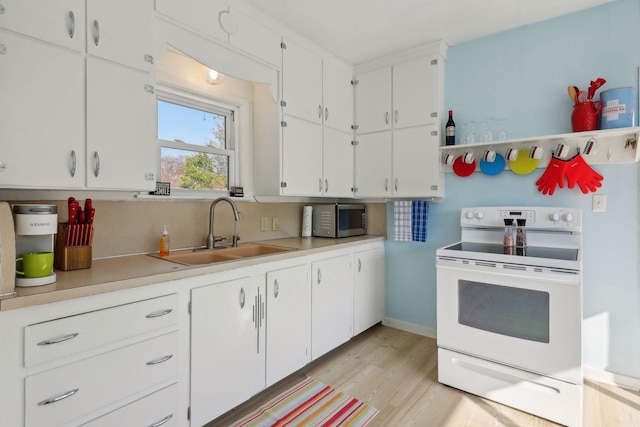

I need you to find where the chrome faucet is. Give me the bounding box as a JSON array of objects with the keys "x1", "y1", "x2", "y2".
[{"x1": 207, "y1": 197, "x2": 240, "y2": 249}]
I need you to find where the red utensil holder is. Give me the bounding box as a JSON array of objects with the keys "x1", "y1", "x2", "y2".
[{"x1": 571, "y1": 100, "x2": 602, "y2": 132}]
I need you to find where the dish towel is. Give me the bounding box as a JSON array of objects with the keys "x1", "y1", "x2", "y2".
[{"x1": 394, "y1": 201, "x2": 429, "y2": 242}]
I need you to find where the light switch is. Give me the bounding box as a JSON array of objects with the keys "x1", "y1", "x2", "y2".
[
  {"x1": 272, "y1": 217, "x2": 279, "y2": 231},
  {"x1": 261, "y1": 216, "x2": 269, "y2": 231},
  {"x1": 592, "y1": 194, "x2": 607, "y2": 212}
]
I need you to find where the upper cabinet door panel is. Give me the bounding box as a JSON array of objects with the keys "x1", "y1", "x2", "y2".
[
  {"x1": 155, "y1": 0, "x2": 229, "y2": 45},
  {"x1": 0, "y1": 30, "x2": 85, "y2": 189},
  {"x1": 323, "y1": 59, "x2": 353, "y2": 133},
  {"x1": 392, "y1": 56, "x2": 437, "y2": 129},
  {"x1": 87, "y1": 0, "x2": 155, "y2": 72},
  {"x1": 0, "y1": 0, "x2": 85, "y2": 51},
  {"x1": 282, "y1": 38, "x2": 322, "y2": 124},
  {"x1": 355, "y1": 67, "x2": 392, "y2": 134},
  {"x1": 227, "y1": 7, "x2": 280, "y2": 68}
]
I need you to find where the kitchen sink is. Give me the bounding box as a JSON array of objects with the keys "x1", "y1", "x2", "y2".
[{"x1": 151, "y1": 243, "x2": 295, "y2": 266}]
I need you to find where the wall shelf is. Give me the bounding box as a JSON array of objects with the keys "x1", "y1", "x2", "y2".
[{"x1": 438, "y1": 127, "x2": 640, "y2": 173}]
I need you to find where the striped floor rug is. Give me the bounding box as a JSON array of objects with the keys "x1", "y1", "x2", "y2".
[{"x1": 230, "y1": 377, "x2": 379, "y2": 427}]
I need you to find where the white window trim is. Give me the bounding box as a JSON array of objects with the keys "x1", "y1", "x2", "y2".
[{"x1": 156, "y1": 85, "x2": 240, "y2": 197}]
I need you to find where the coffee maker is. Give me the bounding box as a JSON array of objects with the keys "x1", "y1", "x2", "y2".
[{"x1": 13, "y1": 204, "x2": 57, "y2": 287}]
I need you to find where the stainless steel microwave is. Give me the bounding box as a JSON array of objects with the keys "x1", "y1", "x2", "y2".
[{"x1": 312, "y1": 204, "x2": 367, "y2": 238}]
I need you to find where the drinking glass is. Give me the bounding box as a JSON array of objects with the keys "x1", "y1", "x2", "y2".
[{"x1": 497, "y1": 118, "x2": 507, "y2": 140}]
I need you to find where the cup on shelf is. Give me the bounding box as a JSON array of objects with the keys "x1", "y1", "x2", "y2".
[
  {"x1": 529, "y1": 145, "x2": 544, "y2": 159},
  {"x1": 505, "y1": 147, "x2": 519, "y2": 161},
  {"x1": 555, "y1": 142, "x2": 570, "y2": 159},
  {"x1": 483, "y1": 148, "x2": 497, "y2": 163},
  {"x1": 462, "y1": 151, "x2": 475, "y2": 164},
  {"x1": 443, "y1": 153, "x2": 455, "y2": 165}
]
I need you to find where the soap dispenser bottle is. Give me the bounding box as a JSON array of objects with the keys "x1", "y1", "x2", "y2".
[{"x1": 159, "y1": 225, "x2": 170, "y2": 257}]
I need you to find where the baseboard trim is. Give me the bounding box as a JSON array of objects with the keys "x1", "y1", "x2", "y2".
[
  {"x1": 382, "y1": 317, "x2": 437, "y2": 339},
  {"x1": 583, "y1": 365, "x2": 640, "y2": 391}
]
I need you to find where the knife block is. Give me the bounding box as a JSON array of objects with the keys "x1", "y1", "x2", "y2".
[{"x1": 54, "y1": 223, "x2": 92, "y2": 271}]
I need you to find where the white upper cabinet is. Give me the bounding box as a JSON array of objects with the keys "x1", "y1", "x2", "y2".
[
  {"x1": 322, "y1": 59, "x2": 354, "y2": 133},
  {"x1": 392, "y1": 125, "x2": 440, "y2": 197},
  {"x1": 282, "y1": 37, "x2": 323, "y2": 124},
  {"x1": 0, "y1": 30, "x2": 85, "y2": 189},
  {"x1": 227, "y1": 6, "x2": 281, "y2": 67},
  {"x1": 86, "y1": 0, "x2": 155, "y2": 73},
  {"x1": 323, "y1": 128, "x2": 355, "y2": 198},
  {"x1": 354, "y1": 132, "x2": 393, "y2": 198},
  {"x1": 392, "y1": 56, "x2": 439, "y2": 129},
  {"x1": 0, "y1": 0, "x2": 85, "y2": 52},
  {"x1": 155, "y1": 0, "x2": 229, "y2": 44},
  {"x1": 280, "y1": 115, "x2": 323, "y2": 196},
  {"x1": 354, "y1": 67, "x2": 392, "y2": 134}
]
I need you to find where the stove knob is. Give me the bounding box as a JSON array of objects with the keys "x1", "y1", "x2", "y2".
[
  {"x1": 563, "y1": 212, "x2": 574, "y2": 222},
  {"x1": 549, "y1": 212, "x2": 560, "y2": 222},
  {"x1": 465, "y1": 211, "x2": 475, "y2": 220},
  {"x1": 475, "y1": 211, "x2": 485, "y2": 219}
]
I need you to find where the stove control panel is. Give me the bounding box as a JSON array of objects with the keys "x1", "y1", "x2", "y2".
[{"x1": 460, "y1": 206, "x2": 582, "y2": 231}]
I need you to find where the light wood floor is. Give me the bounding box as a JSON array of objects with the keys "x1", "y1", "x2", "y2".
[{"x1": 208, "y1": 325, "x2": 640, "y2": 426}]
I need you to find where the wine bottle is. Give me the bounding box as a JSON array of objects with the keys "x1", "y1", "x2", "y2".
[{"x1": 445, "y1": 110, "x2": 455, "y2": 146}]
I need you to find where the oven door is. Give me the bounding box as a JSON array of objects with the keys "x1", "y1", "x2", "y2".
[{"x1": 436, "y1": 257, "x2": 582, "y2": 384}]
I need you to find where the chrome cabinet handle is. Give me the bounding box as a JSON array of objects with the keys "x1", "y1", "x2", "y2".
[
  {"x1": 274, "y1": 279, "x2": 279, "y2": 298},
  {"x1": 317, "y1": 268, "x2": 321, "y2": 285},
  {"x1": 384, "y1": 178, "x2": 389, "y2": 192},
  {"x1": 394, "y1": 110, "x2": 399, "y2": 124},
  {"x1": 394, "y1": 178, "x2": 399, "y2": 192},
  {"x1": 319, "y1": 178, "x2": 323, "y2": 193},
  {"x1": 93, "y1": 20, "x2": 100, "y2": 46},
  {"x1": 239, "y1": 287, "x2": 245, "y2": 309},
  {"x1": 38, "y1": 388, "x2": 79, "y2": 406},
  {"x1": 93, "y1": 151, "x2": 100, "y2": 177},
  {"x1": 148, "y1": 414, "x2": 173, "y2": 427},
  {"x1": 68, "y1": 11, "x2": 75, "y2": 39},
  {"x1": 318, "y1": 104, "x2": 322, "y2": 119},
  {"x1": 37, "y1": 332, "x2": 79, "y2": 346},
  {"x1": 145, "y1": 308, "x2": 172, "y2": 319},
  {"x1": 325, "y1": 179, "x2": 328, "y2": 193},
  {"x1": 146, "y1": 354, "x2": 173, "y2": 365},
  {"x1": 358, "y1": 258, "x2": 362, "y2": 272},
  {"x1": 324, "y1": 107, "x2": 329, "y2": 121},
  {"x1": 385, "y1": 111, "x2": 389, "y2": 125},
  {"x1": 70, "y1": 150, "x2": 76, "y2": 177}
]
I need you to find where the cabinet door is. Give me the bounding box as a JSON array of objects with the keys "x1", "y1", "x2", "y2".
[
  {"x1": 191, "y1": 276, "x2": 265, "y2": 426},
  {"x1": 266, "y1": 264, "x2": 311, "y2": 387},
  {"x1": 323, "y1": 59, "x2": 353, "y2": 133},
  {"x1": 392, "y1": 124, "x2": 442, "y2": 197},
  {"x1": 282, "y1": 38, "x2": 323, "y2": 124},
  {"x1": 355, "y1": 67, "x2": 392, "y2": 134},
  {"x1": 86, "y1": 0, "x2": 155, "y2": 72},
  {"x1": 228, "y1": 6, "x2": 280, "y2": 67},
  {"x1": 0, "y1": 0, "x2": 84, "y2": 51},
  {"x1": 323, "y1": 128, "x2": 354, "y2": 198},
  {"x1": 311, "y1": 255, "x2": 353, "y2": 360},
  {"x1": 86, "y1": 57, "x2": 157, "y2": 190},
  {"x1": 281, "y1": 115, "x2": 323, "y2": 196},
  {"x1": 353, "y1": 247, "x2": 385, "y2": 335},
  {"x1": 0, "y1": 30, "x2": 85, "y2": 189},
  {"x1": 354, "y1": 131, "x2": 392, "y2": 198},
  {"x1": 155, "y1": 0, "x2": 229, "y2": 45},
  {"x1": 392, "y1": 56, "x2": 438, "y2": 129}
]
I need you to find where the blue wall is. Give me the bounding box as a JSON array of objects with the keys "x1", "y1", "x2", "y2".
[{"x1": 385, "y1": 0, "x2": 640, "y2": 379}]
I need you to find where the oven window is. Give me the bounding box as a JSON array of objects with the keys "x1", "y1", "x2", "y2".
[{"x1": 458, "y1": 280, "x2": 550, "y2": 343}]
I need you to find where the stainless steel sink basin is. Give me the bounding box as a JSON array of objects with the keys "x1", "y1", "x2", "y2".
[{"x1": 151, "y1": 243, "x2": 295, "y2": 266}]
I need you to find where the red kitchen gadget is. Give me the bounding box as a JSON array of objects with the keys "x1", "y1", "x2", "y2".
[{"x1": 452, "y1": 156, "x2": 476, "y2": 177}]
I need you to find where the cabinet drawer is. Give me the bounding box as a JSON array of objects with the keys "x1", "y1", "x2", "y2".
[
  {"x1": 25, "y1": 331, "x2": 179, "y2": 427},
  {"x1": 81, "y1": 383, "x2": 179, "y2": 427},
  {"x1": 24, "y1": 294, "x2": 178, "y2": 367}
]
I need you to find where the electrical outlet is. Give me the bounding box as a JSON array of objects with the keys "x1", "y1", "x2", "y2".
[
  {"x1": 260, "y1": 216, "x2": 269, "y2": 231},
  {"x1": 592, "y1": 194, "x2": 607, "y2": 212},
  {"x1": 272, "y1": 217, "x2": 279, "y2": 231}
]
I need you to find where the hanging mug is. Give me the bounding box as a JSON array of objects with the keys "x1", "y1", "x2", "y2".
[
  {"x1": 505, "y1": 147, "x2": 519, "y2": 161},
  {"x1": 483, "y1": 149, "x2": 496, "y2": 163},
  {"x1": 462, "y1": 151, "x2": 475, "y2": 164},
  {"x1": 529, "y1": 145, "x2": 544, "y2": 159},
  {"x1": 442, "y1": 153, "x2": 455, "y2": 165}
]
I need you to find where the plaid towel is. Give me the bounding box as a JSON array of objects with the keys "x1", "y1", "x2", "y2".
[
  {"x1": 411, "y1": 201, "x2": 429, "y2": 242},
  {"x1": 393, "y1": 201, "x2": 412, "y2": 241}
]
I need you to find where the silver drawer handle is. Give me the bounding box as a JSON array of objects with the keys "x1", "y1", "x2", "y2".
[
  {"x1": 358, "y1": 258, "x2": 362, "y2": 272},
  {"x1": 38, "y1": 388, "x2": 79, "y2": 406},
  {"x1": 274, "y1": 279, "x2": 279, "y2": 298},
  {"x1": 317, "y1": 268, "x2": 322, "y2": 285},
  {"x1": 148, "y1": 414, "x2": 173, "y2": 427},
  {"x1": 70, "y1": 150, "x2": 76, "y2": 177},
  {"x1": 37, "y1": 332, "x2": 79, "y2": 346},
  {"x1": 146, "y1": 354, "x2": 173, "y2": 365},
  {"x1": 94, "y1": 151, "x2": 100, "y2": 177},
  {"x1": 240, "y1": 287, "x2": 245, "y2": 309},
  {"x1": 145, "y1": 308, "x2": 172, "y2": 319}
]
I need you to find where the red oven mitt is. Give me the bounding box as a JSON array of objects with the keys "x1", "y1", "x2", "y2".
[
  {"x1": 535, "y1": 156, "x2": 571, "y2": 195},
  {"x1": 564, "y1": 153, "x2": 604, "y2": 194}
]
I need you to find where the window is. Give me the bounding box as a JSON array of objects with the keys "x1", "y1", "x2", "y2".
[{"x1": 157, "y1": 91, "x2": 236, "y2": 193}]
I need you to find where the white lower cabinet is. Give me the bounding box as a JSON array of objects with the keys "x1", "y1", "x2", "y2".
[
  {"x1": 353, "y1": 247, "x2": 385, "y2": 335},
  {"x1": 266, "y1": 264, "x2": 311, "y2": 387},
  {"x1": 190, "y1": 275, "x2": 265, "y2": 426},
  {"x1": 311, "y1": 254, "x2": 354, "y2": 360}
]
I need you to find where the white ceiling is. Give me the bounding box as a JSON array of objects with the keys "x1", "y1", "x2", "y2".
[{"x1": 239, "y1": 0, "x2": 614, "y2": 65}]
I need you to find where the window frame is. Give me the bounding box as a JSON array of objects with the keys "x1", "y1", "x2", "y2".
[{"x1": 156, "y1": 86, "x2": 239, "y2": 196}]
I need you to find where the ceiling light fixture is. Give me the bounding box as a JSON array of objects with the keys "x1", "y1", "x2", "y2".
[{"x1": 204, "y1": 68, "x2": 225, "y2": 85}]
